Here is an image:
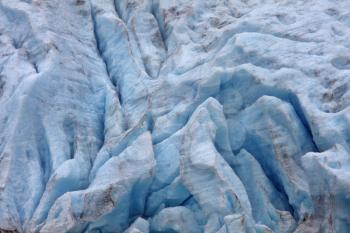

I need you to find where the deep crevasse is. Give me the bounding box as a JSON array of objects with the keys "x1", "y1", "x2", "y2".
[{"x1": 0, "y1": 0, "x2": 350, "y2": 232}]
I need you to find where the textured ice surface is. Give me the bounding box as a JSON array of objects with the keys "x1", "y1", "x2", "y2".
[{"x1": 0, "y1": 0, "x2": 349, "y2": 232}]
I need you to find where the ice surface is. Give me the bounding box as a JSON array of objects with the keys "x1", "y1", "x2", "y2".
[{"x1": 0, "y1": 0, "x2": 349, "y2": 232}]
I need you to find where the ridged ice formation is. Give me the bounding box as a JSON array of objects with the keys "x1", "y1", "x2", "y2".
[{"x1": 0, "y1": 0, "x2": 350, "y2": 232}]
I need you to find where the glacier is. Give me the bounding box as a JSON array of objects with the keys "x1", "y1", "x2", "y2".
[{"x1": 0, "y1": 0, "x2": 350, "y2": 232}]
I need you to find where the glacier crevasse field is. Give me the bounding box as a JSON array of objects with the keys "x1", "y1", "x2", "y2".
[{"x1": 0, "y1": 0, "x2": 350, "y2": 232}]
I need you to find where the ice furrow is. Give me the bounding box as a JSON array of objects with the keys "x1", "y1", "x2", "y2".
[{"x1": 0, "y1": 0, "x2": 350, "y2": 233}]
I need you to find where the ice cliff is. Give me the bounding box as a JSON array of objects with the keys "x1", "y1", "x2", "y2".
[{"x1": 0, "y1": 0, "x2": 350, "y2": 232}]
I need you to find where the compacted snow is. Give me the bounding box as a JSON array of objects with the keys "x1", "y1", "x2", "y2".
[{"x1": 0, "y1": 0, "x2": 349, "y2": 232}]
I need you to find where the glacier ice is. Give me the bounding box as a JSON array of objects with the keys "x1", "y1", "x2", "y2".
[{"x1": 0, "y1": 0, "x2": 350, "y2": 232}]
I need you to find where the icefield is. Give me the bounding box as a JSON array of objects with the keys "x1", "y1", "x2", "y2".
[{"x1": 0, "y1": 0, "x2": 350, "y2": 232}]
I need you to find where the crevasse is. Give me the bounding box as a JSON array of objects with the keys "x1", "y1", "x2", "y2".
[{"x1": 0, "y1": 0, "x2": 349, "y2": 233}]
